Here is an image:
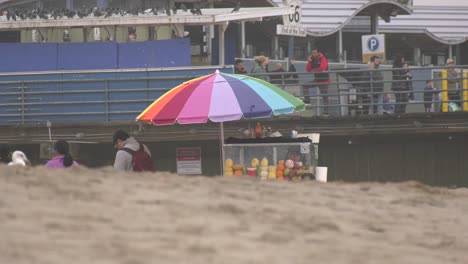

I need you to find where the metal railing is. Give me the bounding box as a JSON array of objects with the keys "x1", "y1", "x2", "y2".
[
  {"x1": 0, "y1": 65, "x2": 467, "y2": 125},
  {"x1": 245, "y1": 63, "x2": 468, "y2": 116}
]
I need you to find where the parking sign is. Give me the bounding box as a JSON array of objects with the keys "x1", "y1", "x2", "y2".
[{"x1": 362, "y1": 34, "x2": 385, "y2": 63}]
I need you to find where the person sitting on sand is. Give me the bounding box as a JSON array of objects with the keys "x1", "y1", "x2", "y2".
[
  {"x1": 113, "y1": 129, "x2": 154, "y2": 172},
  {"x1": 0, "y1": 143, "x2": 12, "y2": 164},
  {"x1": 46, "y1": 140, "x2": 79, "y2": 169}
]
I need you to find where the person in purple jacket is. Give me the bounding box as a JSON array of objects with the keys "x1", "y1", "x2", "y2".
[{"x1": 46, "y1": 140, "x2": 79, "y2": 168}]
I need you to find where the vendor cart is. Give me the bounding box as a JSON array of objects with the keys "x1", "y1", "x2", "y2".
[{"x1": 223, "y1": 136, "x2": 319, "y2": 179}]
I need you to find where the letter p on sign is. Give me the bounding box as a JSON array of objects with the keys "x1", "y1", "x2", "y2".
[{"x1": 368, "y1": 37, "x2": 379, "y2": 52}]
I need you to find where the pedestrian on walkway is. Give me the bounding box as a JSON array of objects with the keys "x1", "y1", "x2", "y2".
[
  {"x1": 392, "y1": 55, "x2": 409, "y2": 114},
  {"x1": 305, "y1": 48, "x2": 330, "y2": 114}
]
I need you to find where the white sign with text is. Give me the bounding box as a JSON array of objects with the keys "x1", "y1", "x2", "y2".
[{"x1": 278, "y1": 0, "x2": 306, "y2": 37}]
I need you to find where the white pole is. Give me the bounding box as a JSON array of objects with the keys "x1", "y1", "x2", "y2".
[
  {"x1": 273, "y1": 36, "x2": 279, "y2": 60},
  {"x1": 218, "y1": 24, "x2": 226, "y2": 66},
  {"x1": 241, "y1": 21, "x2": 246, "y2": 58},
  {"x1": 338, "y1": 29, "x2": 343, "y2": 63},
  {"x1": 220, "y1": 122, "x2": 225, "y2": 176},
  {"x1": 207, "y1": 2, "x2": 214, "y2": 63}
]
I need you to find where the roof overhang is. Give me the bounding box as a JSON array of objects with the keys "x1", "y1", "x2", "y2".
[
  {"x1": 379, "y1": 5, "x2": 468, "y2": 45},
  {"x1": 271, "y1": 0, "x2": 412, "y2": 37},
  {"x1": 380, "y1": 27, "x2": 468, "y2": 45},
  {"x1": 0, "y1": 6, "x2": 294, "y2": 30},
  {"x1": 0, "y1": 0, "x2": 36, "y2": 10}
]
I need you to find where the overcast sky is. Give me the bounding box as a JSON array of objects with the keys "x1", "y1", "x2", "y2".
[{"x1": 413, "y1": 0, "x2": 468, "y2": 6}]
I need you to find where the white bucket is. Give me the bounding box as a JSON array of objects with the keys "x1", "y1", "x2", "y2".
[
  {"x1": 315, "y1": 166, "x2": 328, "y2": 183},
  {"x1": 311, "y1": 133, "x2": 320, "y2": 143}
]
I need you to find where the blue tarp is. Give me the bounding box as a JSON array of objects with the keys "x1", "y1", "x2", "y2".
[
  {"x1": 58, "y1": 42, "x2": 118, "y2": 70},
  {"x1": 0, "y1": 43, "x2": 57, "y2": 72},
  {"x1": 0, "y1": 39, "x2": 191, "y2": 73},
  {"x1": 118, "y1": 39, "x2": 191, "y2": 68}
]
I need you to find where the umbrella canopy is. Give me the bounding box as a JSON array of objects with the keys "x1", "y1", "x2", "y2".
[{"x1": 137, "y1": 70, "x2": 305, "y2": 125}]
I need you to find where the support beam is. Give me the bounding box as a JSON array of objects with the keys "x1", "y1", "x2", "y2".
[
  {"x1": 206, "y1": 26, "x2": 212, "y2": 64},
  {"x1": 240, "y1": 21, "x2": 246, "y2": 58},
  {"x1": 0, "y1": 7, "x2": 293, "y2": 30},
  {"x1": 97, "y1": 0, "x2": 108, "y2": 9},
  {"x1": 455, "y1": 44, "x2": 461, "y2": 64},
  {"x1": 218, "y1": 23, "x2": 228, "y2": 66},
  {"x1": 338, "y1": 29, "x2": 343, "y2": 63},
  {"x1": 413, "y1": 47, "x2": 421, "y2": 66},
  {"x1": 273, "y1": 36, "x2": 279, "y2": 60},
  {"x1": 148, "y1": 26, "x2": 154, "y2": 41},
  {"x1": 207, "y1": 2, "x2": 214, "y2": 63},
  {"x1": 103, "y1": 26, "x2": 114, "y2": 41},
  {"x1": 35, "y1": 28, "x2": 46, "y2": 42},
  {"x1": 83, "y1": 28, "x2": 88, "y2": 42},
  {"x1": 288, "y1": 36, "x2": 294, "y2": 60},
  {"x1": 370, "y1": 14, "x2": 378, "y2": 34},
  {"x1": 172, "y1": 24, "x2": 185, "y2": 38},
  {"x1": 448, "y1": 45, "x2": 453, "y2": 59},
  {"x1": 66, "y1": 0, "x2": 74, "y2": 10}
]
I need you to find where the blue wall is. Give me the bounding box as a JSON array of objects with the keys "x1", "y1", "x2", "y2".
[
  {"x1": 0, "y1": 43, "x2": 58, "y2": 72},
  {"x1": 58, "y1": 42, "x2": 119, "y2": 70},
  {"x1": 118, "y1": 39, "x2": 191, "y2": 68},
  {"x1": 0, "y1": 39, "x2": 191, "y2": 72}
]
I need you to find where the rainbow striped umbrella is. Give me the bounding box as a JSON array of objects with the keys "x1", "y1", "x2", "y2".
[{"x1": 137, "y1": 70, "x2": 304, "y2": 125}]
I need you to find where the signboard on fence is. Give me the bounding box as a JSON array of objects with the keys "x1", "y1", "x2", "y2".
[
  {"x1": 176, "y1": 148, "x2": 202, "y2": 175},
  {"x1": 276, "y1": 0, "x2": 307, "y2": 37},
  {"x1": 362, "y1": 34, "x2": 386, "y2": 63}
]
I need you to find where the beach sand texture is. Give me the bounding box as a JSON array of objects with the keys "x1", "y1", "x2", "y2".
[{"x1": 1, "y1": 165, "x2": 467, "y2": 264}]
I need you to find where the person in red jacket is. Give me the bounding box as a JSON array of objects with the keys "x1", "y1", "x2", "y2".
[{"x1": 304, "y1": 48, "x2": 331, "y2": 114}]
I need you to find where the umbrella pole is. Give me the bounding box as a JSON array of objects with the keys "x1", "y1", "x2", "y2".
[{"x1": 220, "y1": 122, "x2": 225, "y2": 176}]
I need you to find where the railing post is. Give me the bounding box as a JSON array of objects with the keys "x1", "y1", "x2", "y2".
[
  {"x1": 281, "y1": 72, "x2": 285, "y2": 89},
  {"x1": 441, "y1": 70, "x2": 448, "y2": 112},
  {"x1": 21, "y1": 81, "x2": 25, "y2": 125},
  {"x1": 463, "y1": 69, "x2": 468, "y2": 112},
  {"x1": 105, "y1": 80, "x2": 109, "y2": 122},
  {"x1": 369, "y1": 71, "x2": 374, "y2": 115}
]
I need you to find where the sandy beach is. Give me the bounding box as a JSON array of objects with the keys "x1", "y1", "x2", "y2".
[{"x1": 1, "y1": 165, "x2": 467, "y2": 264}]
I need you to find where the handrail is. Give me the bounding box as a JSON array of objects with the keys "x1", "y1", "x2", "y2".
[{"x1": 1, "y1": 65, "x2": 467, "y2": 125}]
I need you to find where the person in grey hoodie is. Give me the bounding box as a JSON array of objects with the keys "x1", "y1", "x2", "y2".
[{"x1": 113, "y1": 129, "x2": 151, "y2": 171}]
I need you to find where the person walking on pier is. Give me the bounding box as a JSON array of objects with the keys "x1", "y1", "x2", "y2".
[
  {"x1": 251, "y1": 55, "x2": 270, "y2": 82},
  {"x1": 446, "y1": 58, "x2": 461, "y2": 106},
  {"x1": 392, "y1": 55, "x2": 409, "y2": 114},
  {"x1": 423, "y1": 80, "x2": 439, "y2": 112},
  {"x1": 234, "y1": 59, "x2": 247, "y2": 74},
  {"x1": 305, "y1": 48, "x2": 330, "y2": 114},
  {"x1": 363, "y1": 56, "x2": 384, "y2": 115}
]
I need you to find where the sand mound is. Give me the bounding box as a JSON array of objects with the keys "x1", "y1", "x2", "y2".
[{"x1": 1, "y1": 165, "x2": 467, "y2": 264}]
